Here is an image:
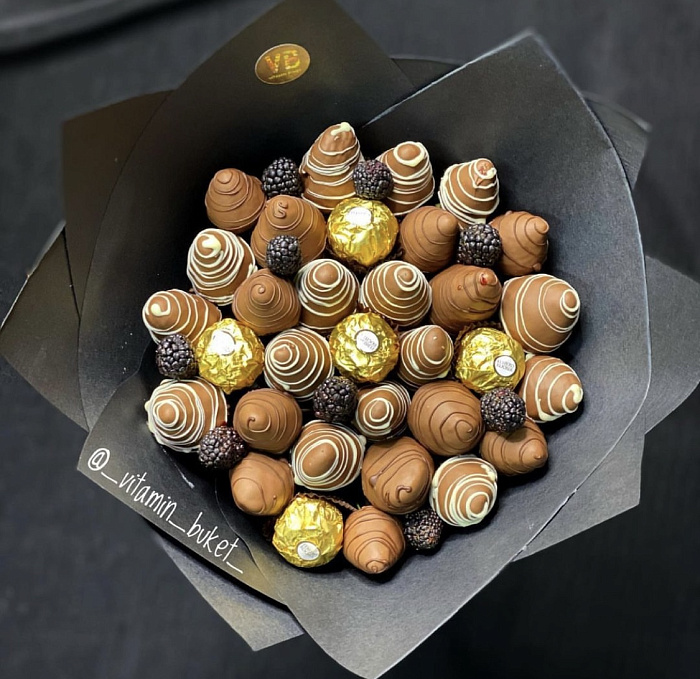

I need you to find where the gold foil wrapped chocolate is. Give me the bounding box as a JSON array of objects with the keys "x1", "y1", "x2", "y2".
[
  {"x1": 329, "y1": 312, "x2": 399, "y2": 383},
  {"x1": 327, "y1": 198, "x2": 399, "y2": 268},
  {"x1": 272, "y1": 494, "x2": 344, "y2": 568},
  {"x1": 194, "y1": 318, "x2": 264, "y2": 394},
  {"x1": 455, "y1": 327, "x2": 525, "y2": 393}
]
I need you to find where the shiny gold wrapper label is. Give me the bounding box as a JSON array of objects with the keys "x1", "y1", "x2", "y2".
[
  {"x1": 327, "y1": 198, "x2": 399, "y2": 268},
  {"x1": 272, "y1": 495, "x2": 343, "y2": 568},
  {"x1": 329, "y1": 312, "x2": 399, "y2": 383},
  {"x1": 195, "y1": 319, "x2": 264, "y2": 394},
  {"x1": 455, "y1": 327, "x2": 526, "y2": 393}
]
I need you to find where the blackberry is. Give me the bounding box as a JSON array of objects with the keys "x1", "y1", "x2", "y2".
[
  {"x1": 353, "y1": 160, "x2": 393, "y2": 201},
  {"x1": 266, "y1": 235, "x2": 303, "y2": 278},
  {"x1": 198, "y1": 427, "x2": 247, "y2": 470},
  {"x1": 155, "y1": 334, "x2": 197, "y2": 379},
  {"x1": 313, "y1": 376, "x2": 358, "y2": 424},
  {"x1": 480, "y1": 387, "x2": 526, "y2": 433},
  {"x1": 261, "y1": 157, "x2": 303, "y2": 199},
  {"x1": 403, "y1": 507, "x2": 444, "y2": 551},
  {"x1": 456, "y1": 223, "x2": 502, "y2": 268}
]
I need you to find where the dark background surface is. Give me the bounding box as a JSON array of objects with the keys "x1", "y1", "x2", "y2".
[{"x1": 1, "y1": 1, "x2": 699, "y2": 678}]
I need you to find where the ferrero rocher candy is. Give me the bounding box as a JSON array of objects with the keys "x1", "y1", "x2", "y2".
[
  {"x1": 455, "y1": 327, "x2": 526, "y2": 394},
  {"x1": 272, "y1": 494, "x2": 344, "y2": 568},
  {"x1": 327, "y1": 198, "x2": 399, "y2": 268},
  {"x1": 194, "y1": 319, "x2": 264, "y2": 393},
  {"x1": 329, "y1": 312, "x2": 399, "y2": 383}
]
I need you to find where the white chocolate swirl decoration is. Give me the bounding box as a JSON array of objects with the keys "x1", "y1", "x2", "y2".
[
  {"x1": 517, "y1": 355, "x2": 583, "y2": 422},
  {"x1": 186, "y1": 228, "x2": 257, "y2": 305},
  {"x1": 291, "y1": 420, "x2": 366, "y2": 491},
  {"x1": 397, "y1": 325, "x2": 454, "y2": 388},
  {"x1": 499, "y1": 274, "x2": 580, "y2": 354},
  {"x1": 300, "y1": 122, "x2": 362, "y2": 212},
  {"x1": 377, "y1": 142, "x2": 435, "y2": 216},
  {"x1": 353, "y1": 382, "x2": 411, "y2": 441},
  {"x1": 142, "y1": 289, "x2": 221, "y2": 344},
  {"x1": 359, "y1": 261, "x2": 432, "y2": 329},
  {"x1": 491, "y1": 211, "x2": 549, "y2": 277},
  {"x1": 295, "y1": 258, "x2": 359, "y2": 334},
  {"x1": 399, "y1": 206, "x2": 460, "y2": 273},
  {"x1": 205, "y1": 168, "x2": 265, "y2": 233},
  {"x1": 145, "y1": 378, "x2": 227, "y2": 453},
  {"x1": 429, "y1": 455, "x2": 498, "y2": 527},
  {"x1": 264, "y1": 327, "x2": 334, "y2": 400},
  {"x1": 438, "y1": 158, "x2": 500, "y2": 225}
]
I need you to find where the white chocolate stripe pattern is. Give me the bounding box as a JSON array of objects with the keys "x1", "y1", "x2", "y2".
[
  {"x1": 377, "y1": 142, "x2": 435, "y2": 215},
  {"x1": 438, "y1": 159, "x2": 499, "y2": 224},
  {"x1": 521, "y1": 359, "x2": 583, "y2": 422},
  {"x1": 398, "y1": 325, "x2": 453, "y2": 387},
  {"x1": 142, "y1": 289, "x2": 221, "y2": 344},
  {"x1": 353, "y1": 382, "x2": 410, "y2": 440}
]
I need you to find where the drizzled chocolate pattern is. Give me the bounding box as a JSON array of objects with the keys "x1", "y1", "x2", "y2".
[
  {"x1": 429, "y1": 456, "x2": 498, "y2": 527},
  {"x1": 229, "y1": 453, "x2": 294, "y2": 516},
  {"x1": 361, "y1": 437, "x2": 434, "y2": 515},
  {"x1": 491, "y1": 210, "x2": 549, "y2": 277},
  {"x1": 359, "y1": 261, "x2": 432, "y2": 329},
  {"x1": 233, "y1": 388, "x2": 303, "y2": 455},
  {"x1": 205, "y1": 168, "x2": 265, "y2": 233},
  {"x1": 480, "y1": 418, "x2": 548, "y2": 475},
  {"x1": 142, "y1": 289, "x2": 221, "y2": 344},
  {"x1": 399, "y1": 206, "x2": 460, "y2": 273},
  {"x1": 438, "y1": 158, "x2": 499, "y2": 225},
  {"x1": 397, "y1": 325, "x2": 454, "y2": 388},
  {"x1": 377, "y1": 142, "x2": 435, "y2": 215},
  {"x1": 353, "y1": 382, "x2": 411, "y2": 441},
  {"x1": 343, "y1": 506, "x2": 405, "y2": 574},
  {"x1": 145, "y1": 377, "x2": 227, "y2": 452},
  {"x1": 518, "y1": 355, "x2": 583, "y2": 422},
  {"x1": 186, "y1": 228, "x2": 257, "y2": 305},
  {"x1": 291, "y1": 420, "x2": 366, "y2": 491}
]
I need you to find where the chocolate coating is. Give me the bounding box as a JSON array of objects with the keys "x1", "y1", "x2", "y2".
[
  {"x1": 233, "y1": 388, "x2": 303, "y2": 454},
  {"x1": 429, "y1": 265, "x2": 502, "y2": 333},
  {"x1": 399, "y1": 206, "x2": 460, "y2": 273},
  {"x1": 229, "y1": 453, "x2": 294, "y2": 516},
  {"x1": 480, "y1": 418, "x2": 548, "y2": 475},
  {"x1": 377, "y1": 142, "x2": 435, "y2": 215},
  {"x1": 232, "y1": 269, "x2": 301, "y2": 336},
  {"x1": 438, "y1": 158, "x2": 499, "y2": 225},
  {"x1": 361, "y1": 437, "x2": 434, "y2": 515},
  {"x1": 142, "y1": 289, "x2": 221, "y2": 344},
  {"x1": 205, "y1": 168, "x2": 265, "y2": 233},
  {"x1": 408, "y1": 381, "x2": 483, "y2": 456},
  {"x1": 491, "y1": 211, "x2": 549, "y2": 276},
  {"x1": 518, "y1": 355, "x2": 583, "y2": 422},
  {"x1": 397, "y1": 325, "x2": 454, "y2": 388},
  {"x1": 343, "y1": 506, "x2": 405, "y2": 574},
  {"x1": 353, "y1": 382, "x2": 411, "y2": 441}
]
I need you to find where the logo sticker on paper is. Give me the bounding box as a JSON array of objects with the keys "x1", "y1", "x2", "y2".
[
  {"x1": 346, "y1": 206, "x2": 373, "y2": 227},
  {"x1": 296, "y1": 541, "x2": 320, "y2": 561},
  {"x1": 494, "y1": 354, "x2": 517, "y2": 377},
  {"x1": 355, "y1": 330, "x2": 380, "y2": 354},
  {"x1": 255, "y1": 43, "x2": 311, "y2": 85}
]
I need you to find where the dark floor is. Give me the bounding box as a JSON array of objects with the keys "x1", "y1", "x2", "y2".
[{"x1": 1, "y1": 1, "x2": 699, "y2": 678}]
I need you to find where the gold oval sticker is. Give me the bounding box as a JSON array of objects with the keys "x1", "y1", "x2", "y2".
[{"x1": 255, "y1": 43, "x2": 310, "y2": 85}]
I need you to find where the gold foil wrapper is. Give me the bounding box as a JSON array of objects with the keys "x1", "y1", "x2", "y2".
[
  {"x1": 195, "y1": 318, "x2": 264, "y2": 394},
  {"x1": 327, "y1": 198, "x2": 399, "y2": 268},
  {"x1": 329, "y1": 312, "x2": 399, "y2": 383},
  {"x1": 272, "y1": 494, "x2": 344, "y2": 568},
  {"x1": 455, "y1": 327, "x2": 526, "y2": 393}
]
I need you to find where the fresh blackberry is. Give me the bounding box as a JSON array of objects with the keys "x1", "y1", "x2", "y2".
[
  {"x1": 155, "y1": 334, "x2": 197, "y2": 379},
  {"x1": 403, "y1": 507, "x2": 444, "y2": 551},
  {"x1": 313, "y1": 376, "x2": 358, "y2": 424},
  {"x1": 261, "y1": 157, "x2": 303, "y2": 198},
  {"x1": 456, "y1": 223, "x2": 502, "y2": 267},
  {"x1": 480, "y1": 387, "x2": 526, "y2": 433},
  {"x1": 198, "y1": 427, "x2": 247, "y2": 470},
  {"x1": 266, "y1": 235, "x2": 302, "y2": 278},
  {"x1": 352, "y1": 160, "x2": 393, "y2": 201}
]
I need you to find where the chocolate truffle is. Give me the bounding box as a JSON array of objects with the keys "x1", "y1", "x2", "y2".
[
  {"x1": 408, "y1": 381, "x2": 483, "y2": 456},
  {"x1": 145, "y1": 377, "x2": 227, "y2": 452},
  {"x1": 142, "y1": 289, "x2": 221, "y2": 344},
  {"x1": 359, "y1": 261, "x2": 432, "y2": 329},
  {"x1": 232, "y1": 269, "x2": 301, "y2": 336},
  {"x1": 229, "y1": 453, "x2": 294, "y2": 516},
  {"x1": 343, "y1": 506, "x2": 405, "y2": 574},
  {"x1": 361, "y1": 437, "x2": 434, "y2": 515},
  {"x1": 399, "y1": 206, "x2": 460, "y2": 273},
  {"x1": 250, "y1": 195, "x2": 326, "y2": 267},
  {"x1": 295, "y1": 258, "x2": 359, "y2": 334},
  {"x1": 480, "y1": 418, "x2": 548, "y2": 475},
  {"x1": 500, "y1": 274, "x2": 581, "y2": 353},
  {"x1": 438, "y1": 158, "x2": 500, "y2": 225},
  {"x1": 291, "y1": 420, "x2": 366, "y2": 491},
  {"x1": 491, "y1": 210, "x2": 549, "y2": 276},
  {"x1": 397, "y1": 325, "x2": 454, "y2": 388},
  {"x1": 429, "y1": 265, "x2": 502, "y2": 333},
  {"x1": 377, "y1": 142, "x2": 435, "y2": 215},
  {"x1": 233, "y1": 388, "x2": 303, "y2": 455},
  {"x1": 353, "y1": 382, "x2": 411, "y2": 441},
  {"x1": 300, "y1": 122, "x2": 362, "y2": 211},
  {"x1": 517, "y1": 355, "x2": 583, "y2": 422},
  {"x1": 429, "y1": 455, "x2": 498, "y2": 527},
  {"x1": 205, "y1": 168, "x2": 265, "y2": 233},
  {"x1": 264, "y1": 327, "x2": 334, "y2": 400}
]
